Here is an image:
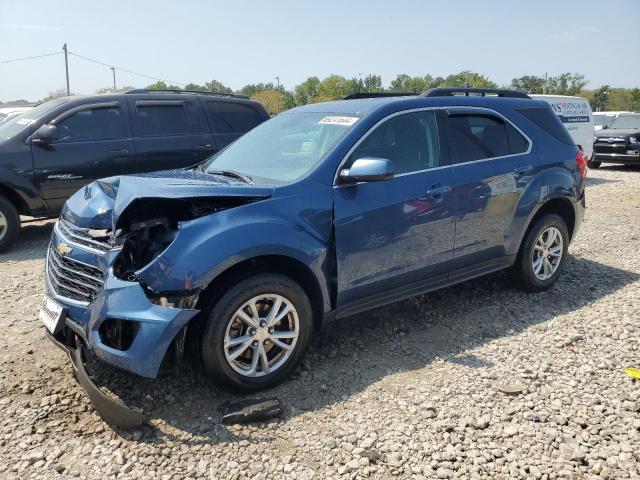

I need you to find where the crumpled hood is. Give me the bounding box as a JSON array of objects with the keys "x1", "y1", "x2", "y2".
[{"x1": 62, "y1": 169, "x2": 275, "y2": 229}]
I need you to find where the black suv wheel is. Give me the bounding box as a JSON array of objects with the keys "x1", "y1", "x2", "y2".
[
  {"x1": 0, "y1": 195, "x2": 20, "y2": 253},
  {"x1": 199, "y1": 273, "x2": 312, "y2": 391},
  {"x1": 510, "y1": 213, "x2": 569, "y2": 292}
]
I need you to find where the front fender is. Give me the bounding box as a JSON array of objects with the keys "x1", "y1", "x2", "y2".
[
  {"x1": 0, "y1": 166, "x2": 48, "y2": 215},
  {"x1": 136, "y1": 196, "x2": 333, "y2": 312}
]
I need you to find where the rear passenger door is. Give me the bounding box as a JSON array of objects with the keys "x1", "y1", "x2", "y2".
[
  {"x1": 131, "y1": 99, "x2": 213, "y2": 173},
  {"x1": 203, "y1": 99, "x2": 267, "y2": 149},
  {"x1": 445, "y1": 108, "x2": 532, "y2": 273}
]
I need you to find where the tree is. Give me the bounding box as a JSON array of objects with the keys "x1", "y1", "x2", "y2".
[
  {"x1": 146, "y1": 80, "x2": 181, "y2": 90},
  {"x1": 184, "y1": 83, "x2": 207, "y2": 91},
  {"x1": 510, "y1": 75, "x2": 545, "y2": 94},
  {"x1": 95, "y1": 86, "x2": 134, "y2": 94},
  {"x1": 545, "y1": 73, "x2": 587, "y2": 96},
  {"x1": 629, "y1": 88, "x2": 640, "y2": 111},
  {"x1": 388, "y1": 74, "x2": 444, "y2": 93},
  {"x1": 590, "y1": 85, "x2": 610, "y2": 112},
  {"x1": 294, "y1": 76, "x2": 320, "y2": 105},
  {"x1": 442, "y1": 71, "x2": 497, "y2": 89},
  {"x1": 251, "y1": 90, "x2": 291, "y2": 115},
  {"x1": 239, "y1": 83, "x2": 276, "y2": 97},
  {"x1": 317, "y1": 75, "x2": 359, "y2": 100},
  {"x1": 362, "y1": 74, "x2": 383, "y2": 93},
  {"x1": 204, "y1": 80, "x2": 232, "y2": 94},
  {"x1": 40, "y1": 88, "x2": 70, "y2": 102}
]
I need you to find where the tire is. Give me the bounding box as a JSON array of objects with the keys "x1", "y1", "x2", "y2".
[
  {"x1": 587, "y1": 159, "x2": 601, "y2": 169},
  {"x1": 0, "y1": 195, "x2": 20, "y2": 253},
  {"x1": 199, "y1": 273, "x2": 312, "y2": 391},
  {"x1": 510, "y1": 213, "x2": 569, "y2": 293}
]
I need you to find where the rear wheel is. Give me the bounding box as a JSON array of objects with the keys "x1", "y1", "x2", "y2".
[
  {"x1": 0, "y1": 195, "x2": 20, "y2": 253},
  {"x1": 510, "y1": 213, "x2": 569, "y2": 292},
  {"x1": 199, "y1": 274, "x2": 312, "y2": 391},
  {"x1": 587, "y1": 159, "x2": 601, "y2": 169}
]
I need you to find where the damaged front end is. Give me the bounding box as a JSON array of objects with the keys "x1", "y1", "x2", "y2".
[{"x1": 45, "y1": 171, "x2": 274, "y2": 427}]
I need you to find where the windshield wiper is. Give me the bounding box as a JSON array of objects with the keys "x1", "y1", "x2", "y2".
[{"x1": 205, "y1": 169, "x2": 254, "y2": 184}]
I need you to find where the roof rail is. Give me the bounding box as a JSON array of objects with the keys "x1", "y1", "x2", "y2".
[
  {"x1": 422, "y1": 88, "x2": 531, "y2": 99},
  {"x1": 124, "y1": 88, "x2": 250, "y2": 99},
  {"x1": 342, "y1": 92, "x2": 416, "y2": 100}
]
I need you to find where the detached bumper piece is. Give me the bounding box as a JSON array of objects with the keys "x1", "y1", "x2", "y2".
[{"x1": 47, "y1": 331, "x2": 143, "y2": 428}]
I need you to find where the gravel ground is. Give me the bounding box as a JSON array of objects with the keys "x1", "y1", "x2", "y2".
[{"x1": 0, "y1": 166, "x2": 639, "y2": 480}]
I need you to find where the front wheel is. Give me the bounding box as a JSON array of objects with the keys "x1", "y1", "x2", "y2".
[
  {"x1": 200, "y1": 274, "x2": 312, "y2": 391},
  {"x1": 510, "y1": 214, "x2": 569, "y2": 292}
]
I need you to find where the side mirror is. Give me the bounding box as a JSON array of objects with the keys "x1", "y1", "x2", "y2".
[
  {"x1": 339, "y1": 157, "x2": 395, "y2": 184},
  {"x1": 602, "y1": 124, "x2": 609, "y2": 130},
  {"x1": 33, "y1": 124, "x2": 59, "y2": 143}
]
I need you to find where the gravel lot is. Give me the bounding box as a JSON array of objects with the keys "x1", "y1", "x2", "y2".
[{"x1": 0, "y1": 166, "x2": 639, "y2": 480}]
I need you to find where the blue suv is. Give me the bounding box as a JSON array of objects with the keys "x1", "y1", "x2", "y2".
[{"x1": 42, "y1": 88, "x2": 586, "y2": 422}]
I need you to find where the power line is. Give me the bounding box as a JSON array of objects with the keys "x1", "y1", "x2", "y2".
[
  {"x1": 68, "y1": 50, "x2": 186, "y2": 86},
  {"x1": 0, "y1": 51, "x2": 62, "y2": 64}
]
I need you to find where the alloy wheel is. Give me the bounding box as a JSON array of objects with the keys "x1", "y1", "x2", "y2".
[
  {"x1": 531, "y1": 226, "x2": 563, "y2": 281},
  {"x1": 223, "y1": 294, "x2": 299, "y2": 377}
]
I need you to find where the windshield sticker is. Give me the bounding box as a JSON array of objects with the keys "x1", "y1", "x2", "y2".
[
  {"x1": 319, "y1": 116, "x2": 359, "y2": 126},
  {"x1": 16, "y1": 118, "x2": 35, "y2": 126}
]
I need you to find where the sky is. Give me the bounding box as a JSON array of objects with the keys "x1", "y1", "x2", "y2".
[{"x1": 1, "y1": 0, "x2": 639, "y2": 102}]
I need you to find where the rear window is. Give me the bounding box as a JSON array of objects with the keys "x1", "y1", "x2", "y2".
[
  {"x1": 205, "y1": 101, "x2": 264, "y2": 134},
  {"x1": 136, "y1": 101, "x2": 203, "y2": 136},
  {"x1": 516, "y1": 107, "x2": 575, "y2": 145}
]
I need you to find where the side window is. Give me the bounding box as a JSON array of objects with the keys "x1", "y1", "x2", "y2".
[
  {"x1": 206, "y1": 101, "x2": 264, "y2": 134},
  {"x1": 448, "y1": 114, "x2": 510, "y2": 163},
  {"x1": 349, "y1": 110, "x2": 440, "y2": 174},
  {"x1": 56, "y1": 106, "x2": 125, "y2": 143},
  {"x1": 136, "y1": 101, "x2": 202, "y2": 136},
  {"x1": 506, "y1": 122, "x2": 529, "y2": 154}
]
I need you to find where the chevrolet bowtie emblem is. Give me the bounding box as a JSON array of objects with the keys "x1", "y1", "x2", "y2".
[{"x1": 57, "y1": 243, "x2": 73, "y2": 256}]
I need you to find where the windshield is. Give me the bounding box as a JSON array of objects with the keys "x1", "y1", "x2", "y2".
[
  {"x1": 608, "y1": 115, "x2": 640, "y2": 130},
  {"x1": 203, "y1": 111, "x2": 361, "y2": 183},
  {"x1": 593, "y1": 114, "x2": 615, "y2": 127},
  {"x1": 0, "y1": 99, "x2": 65, "y2": 140}
]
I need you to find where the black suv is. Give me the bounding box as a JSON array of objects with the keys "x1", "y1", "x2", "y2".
[
  {"x1": 0, "y1": 89, "x2": 269, "y2": 252},
  {"x1": 591, "y1": 113, "x2": 640, "y2": 168}
]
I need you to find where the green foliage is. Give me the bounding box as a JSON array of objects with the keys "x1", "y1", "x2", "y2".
[
  {"x1": 204, "y1": 80, "x2": 232, "y2": 94},
  {"x1": 389, "y1": 74, "x2": 443, "y2": 93},
  {"x1": 442, "y1": 71, "x2": 497, "y2": 89},
  {"x1": 545, "y1": 73, "x2": 587, "y2": 96},
  {"x1": 590, "y1": 85, "x2": 610, "y2": 111},
  {"x1": 510, "y1": 75, "x2": 545, "y2": 94},
  {"x1": 95, "y1": 86, "x2": 135, "y2": 94},
  {"x1": 294, "y1": 77, "x2": 321, "y2": 105},
  {"x1": 146, "y1": 80, "x2": 181, "y2": 90},
  {"x1": 184, "y1": 83, "x2": 207, "y2": 91}
]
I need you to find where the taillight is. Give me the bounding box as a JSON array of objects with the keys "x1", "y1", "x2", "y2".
[{"x1": 576, "y1": 150, "x2": 588, "y2": 178}]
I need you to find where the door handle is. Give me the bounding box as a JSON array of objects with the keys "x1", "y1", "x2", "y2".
[
  {"x1": 514, "y1": 165, "x2": 533, "y2": 176},
  {"x1": 107, "y1": 148, "x2": 129, "y2": 157},
  {"x1": 424, "y1": 184, "x2": 452, "y2": 198}
]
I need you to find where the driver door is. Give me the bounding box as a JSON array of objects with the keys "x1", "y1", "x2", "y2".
[
  {"x1": 32, "y1": 102, "x2": 135, "y2": 212},
  {"x1": 333, "y1": 110, "x2": 456, "y2": 310}
]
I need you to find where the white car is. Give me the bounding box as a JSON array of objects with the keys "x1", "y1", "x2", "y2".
[
  {"x1": 530, "y1": 95, "x2": 594, "y2": 160},
  {"x1": 593, "y1": 111, "x2": 631, "y2": 131},
  {"x1": 0, "y1": 106, "x2": 32, "y2": 125}
]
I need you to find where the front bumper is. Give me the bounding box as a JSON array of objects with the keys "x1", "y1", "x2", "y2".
[
  {"x1": 47, "y1": 329, "x2": 143, "y2": 428},
  {"x1": 46, "y1": 222, "x2": 199, "y2": 379},
  {"x1": 594, "y1": 149, "x2": 640, "y2": 164}
]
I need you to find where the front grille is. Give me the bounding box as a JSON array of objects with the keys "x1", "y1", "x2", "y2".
[
  {"x1": 57, "y1": 216, "x2": 113, "y2": 252},
  {"x1": 47, "y1": 246, "x2": 105, "y2": 303}
]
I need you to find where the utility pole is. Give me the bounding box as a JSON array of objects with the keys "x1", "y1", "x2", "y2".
[
  {"x1": 543, "y1": 72, "x2": 548, "y2": 95},
  {"x1": 275, "y1": 76, "x2": 280, "y2": 115},
  {"x1": 62, "y1": 43, "x2": 70, "y2": 95},
  {"x1": 110, "y1": 67, "x2": 117, "y2": 92}
]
